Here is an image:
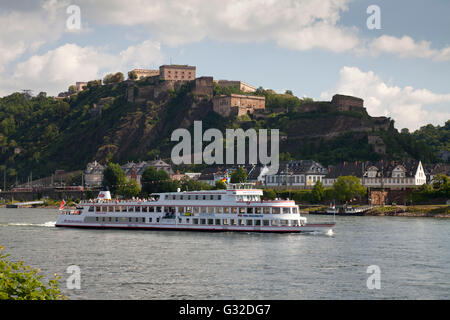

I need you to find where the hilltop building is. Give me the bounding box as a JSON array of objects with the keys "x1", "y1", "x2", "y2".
[
  {"x1": 76, "y1": 82, "x2": 88, "y2": 92},
  {"x1": 159, "y1": 65, "x2": 196, "y2": 81},
  {"x1": 331, "y1": 94, "x2": 364, "y2": 112},
  {"x1": 129, "y1": 69, "x2": 160, "y2": 80},
  {"x1": 214, "y1": 80, "x2": 256, "y2": 93},
  {"x1": 213, "y1": 94, "x2": 265, "y2": 117}
]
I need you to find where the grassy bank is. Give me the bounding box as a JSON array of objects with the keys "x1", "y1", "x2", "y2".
[{"x1": 365, "y1": 205, "x2": 450, "y2": 218}]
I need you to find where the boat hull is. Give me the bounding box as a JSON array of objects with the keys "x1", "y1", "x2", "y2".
[{"x1": 55, "y1": 222, "x2": 335, "y2": 233}]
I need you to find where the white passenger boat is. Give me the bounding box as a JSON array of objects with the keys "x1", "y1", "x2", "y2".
[{"x1": 56, "y1": 184, "x2": 335, "y2": 233}]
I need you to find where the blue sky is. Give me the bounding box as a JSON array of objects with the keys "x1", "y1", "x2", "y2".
[{"x1": 0, "y1": 0, "x2": 449, "y2": 131}]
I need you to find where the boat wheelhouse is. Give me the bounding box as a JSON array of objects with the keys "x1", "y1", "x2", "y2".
[{"x1": 56, "y1": 183, "x2": 335, "y2": 233}]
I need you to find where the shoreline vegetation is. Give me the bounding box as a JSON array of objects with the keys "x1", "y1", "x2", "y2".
[{"x1": 302, "y1": 204, "x2": 450, "y2": 218}]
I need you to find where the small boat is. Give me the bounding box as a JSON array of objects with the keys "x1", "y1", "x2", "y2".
[{"x1": 312, "y1": 204, "x2": 369, "y2": 216}]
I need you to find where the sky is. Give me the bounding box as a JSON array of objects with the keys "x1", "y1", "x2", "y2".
[{"x1": 0, "y1": 0, "x2": 449, "y2": 131}]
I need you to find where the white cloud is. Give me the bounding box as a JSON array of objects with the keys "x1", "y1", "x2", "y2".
[
  {"x1": 369, "y1": 35, "x2": 450, "y2": 61},
  {"x1": 2, "y1": 40, "x2": 164, "y2": 96},
  {"x1": 320, "y1": 66, "x2": 450, "y2": 131},
  {"x1": 75, "y1": 0, "x2": 358, "y2": 52},
  {"x1": 0, "y1": 0, "x2": 69, "y2": 70}
]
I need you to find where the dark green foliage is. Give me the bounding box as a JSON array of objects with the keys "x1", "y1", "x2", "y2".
[
  {"x1": 0, "y1": 246, "x2": 66, "y2": 300},
  {"x1": 141, "y1": 166, "x2": 178, "y2": 195},
  {"x1": 102, "y1": 162, "x2": 126, "y2": 194},
  {"x1": 230, "y1": 167, "x2": 247, "y2": 183},
  {"x1": 332, "y1": 176, "x2": 366, "y2": 203}
]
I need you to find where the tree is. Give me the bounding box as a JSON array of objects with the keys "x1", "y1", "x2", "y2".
[
  {"x1": 68, "y1": 85, "x2": 77, "y2": 94},
  {"x1": 332, "y1": 176, "x2": 366, "y2": 203},
  {"x1": 102, "y1": 162, "x2": 127, "y2": 195},
  {"x1": 103, "y1": 72, "x2": 124, "y2": 85},
  {"x1": 128, "y1": 71, "x2": 138, "y2": 80},
  {"x1": 141, "y1": 166, "x2": 177, "y2": 195},
  {"x1": 311, "y1": 180, "x2": 325, "y2": 203},
  {"x1": 0, "y1": 246, "x2": 66, "y2": 300},
  {"x1": 230, "y1": 167, "x2": 247, "y2": 183},
  {"x1": 215, "y1": 180, "x2": 227, "y2": 190},
  {"x1": 263, "y1": 189, "x2": 277, "y2": 200},
  {"x1": 117, "y1": 180, "x2": 141, "y2": 198}
]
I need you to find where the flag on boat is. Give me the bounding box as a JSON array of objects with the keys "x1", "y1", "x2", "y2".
[{"x1": 59, "y1": 199, "x2": 65, "y2": 211}]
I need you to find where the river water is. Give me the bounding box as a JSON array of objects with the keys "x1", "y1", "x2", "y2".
[{"x1": 0, "y1": 208, "x2": 449, "y2": 300}]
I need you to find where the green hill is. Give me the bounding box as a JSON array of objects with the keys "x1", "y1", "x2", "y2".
[{"x1": 0, "y1": 79, "x2": 444, "y2": 187}]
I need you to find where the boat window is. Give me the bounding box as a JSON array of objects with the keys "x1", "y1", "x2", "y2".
[
  {"x1": 208, "y1": 207, "x2": 214, "y2": 213},
  {"x1": 149, "y1": 206, "x2": 155, "y2": 212},
  {"x1": 272, "y1": 220, "x2": 279, "y2": 226},
  {"x1": 215, "y1": 219, "x2": 221, "y2": 225},
  {"x1": 156, "y1": 206, "x2": 161, "y2": 212},
  {"x1": 142, "y1": 206, "x2": 148, "y2": 212},
  {"x1": 194, "y1": 207, "x2": 199, "y2": 213},
  {"x1": 135, "y1": 218, "x2": 139, "y2": 222},
  {"x1": 128, "y1": 206, "x2": 134, "y2": 212},
  {"x1": 96, "y1": 217, "x2": 99, "y2": 221},
  {"x1": 216, "y1": 207, "x2": 223, "y2": 214},
  {"x1": 102, "y1": 217, "x2": 105, "y2": 222},
  {"x1": 193, "y1": 218, "x2": 199, "y2": 224},
  {"x1": 208, "y1": 219, "x2": 214, "y2": 225},
  {"x1": 292, "y1": 220, "x2": 299, "y2": 226},
  {"x1": 223, "y1": 207, "x2": 229, "y2": 214},
  {"x1": 239, "y1": 207, "x2": 245, "y2": 214},
  {"x1": 263, "y1": 220, "x2": 270, "y2": 226},
  {"x1": 186, "y1": 218, "x2": 190, "y2": 224},
  {"x1": 283, "y1": 207, "x2": 290, "y2": 214},
  {"x1": 108, "y1": 217, "x2": 112, "y2": 222},
  {"x1": 122, "y1": 206, "x2": 127, "y2": 212},
  {"x1": 218, "y1": 195, "x2": 221, "y2": 200},
  {"x1": 201, "y1": 207, "x2": 207, "y2": 213},
  {"x1": 238, "y1": 219, "x2": 245, "y2": 226},
  {"x1": 135, "y1": 206, "x2": 141, "y2": 212},
  {"x1": 292, "y1": 207, "x2": 298, "y2": 214},
  {"x1": 149, "y1": 218, "x2": 152, "y2": 223},
  {"x1": 128, "y1": 218, "x2": 132, "y2": 222},
  {"x1": 246, "y1": 220, "x2": 253, "y2": 226},
  {"x1": 178, "y1": 218, "x2": 182, "y2": 223},
  {"x1": 231, "y1": 219, "x2": 237, "y2": 225},
  {"x1": 200, "y1": 219, "x2": 206, "y2": 225},
  {"x1": 231, "y1": 207, "x2": 237, "y2": 214},
  {"x1": 178, "y1": 206, "x2": 185, "y2": 213},
  {"x1": 223, "y1": 219, "x2": 229, "y2": 225},
  {"x1": 272, "y1": 207, "x2": 280, "y2": 214},
  {"x1": 89, "y1": 206, "x2": 94, "y2": 212},
  {"x1": 108, "y1": 206, "x2": 113, "y2": 212},
  {"x1": 247, "y1": 207, "x2": 253, "y2": 214},
  {"x1": 142, "y1": 218, "x2": 145, "y2": 223},
  {"x1": 255, "y1": 220, "x2": 261, "y2": 226},
  {"x1": 255, "y1": 207, "x2": 261, "y2": 214},
  {"x1": 203, "y1": 195, "x2": 207, "y2": 200},
  {"x1": 263, "y1": 207, "x2": 270, "y2": 214},
  {"x1": 280, "y1": 220, "x2": 289, "y2": 226}
]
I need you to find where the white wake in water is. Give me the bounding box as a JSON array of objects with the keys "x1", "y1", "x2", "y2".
[{"x1": 5, "y1": 221, "x2": 56, "y2": 227}]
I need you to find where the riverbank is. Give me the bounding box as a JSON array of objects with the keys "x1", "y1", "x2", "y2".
[
  {"x1": 364, "y1": 205, "x2": 450, "y2": 218},
  {"x1": 303, "y1": 204, "x2": 450, "y2": 218}
]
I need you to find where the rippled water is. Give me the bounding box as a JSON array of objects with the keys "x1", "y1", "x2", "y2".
[{"x1": 0, "y1": 208, "x2": 449, "y2": 299}]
